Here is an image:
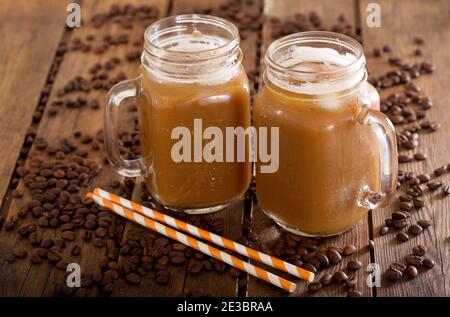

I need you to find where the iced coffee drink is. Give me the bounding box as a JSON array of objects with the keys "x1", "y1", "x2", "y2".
[
  {"x1": 104, "y1": 15, "x2": 251, "y2": 213},
  {"x1": 254, "y1": 32, "x2": 397, "y2": 236}
]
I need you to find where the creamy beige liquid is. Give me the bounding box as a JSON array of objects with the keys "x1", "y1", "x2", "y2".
[
  {"x1": 254, "y1": 53, "x2": 380, "y2": 236},
  {"x1": 138, "y1": 42, "x2": 251, "y2": 208}
]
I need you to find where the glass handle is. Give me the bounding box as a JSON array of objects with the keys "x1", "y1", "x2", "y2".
[
  {"x1": 357, "y1": 104, "x2": 398, "y2": 209},
  {"x1": 104, "y1": 78, "x2": 144, "y2": 177}
]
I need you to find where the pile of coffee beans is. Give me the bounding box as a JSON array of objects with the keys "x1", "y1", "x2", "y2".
[
  {"x1": 385, "y1": 245, "x2": 434, "y2": 282},
  {"x1": 364, "y1": 34, "x2": 446, "y2": 289},
  {"x1": 269, "y1": 12, "x2": 359, "y2": 42},
  {"x1": 194, "y1": 0, "x2": 264, "y2": 41},
  {"x1": 244, "y1": 231, "x2": 363, "y2": 296}
]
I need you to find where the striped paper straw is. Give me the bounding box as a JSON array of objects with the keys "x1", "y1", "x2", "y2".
[
  {"x1": 87, "y1": 192, "x2": 297, "y2": 293},
  {"x1": 93, "y1": 187, "x2": 314, "y2": 283}
]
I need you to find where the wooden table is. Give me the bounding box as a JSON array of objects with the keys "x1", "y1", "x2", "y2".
[{"x1": 0, "y1": 0, "x2": 449, "y2": 297}]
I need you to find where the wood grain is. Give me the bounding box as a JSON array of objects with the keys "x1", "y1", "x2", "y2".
[
  {"x1": 0, "y1": 0, "x2": 168, "y2": 296},
  {"x1": 112, "y1": 178, "x2": 187, "y2": 297},
  {"x1": 0, "y1": 0, "x2": 449, "y2": 297},
  {"x1": 156, "y1": 0, "x2": 262, "y2": 297},
  {"x1": 359, "y1": 0, "x2": 450, "y2": 297},
  {"x1": 246, "y1": 0, "x2": 373, "y2": 297},
  {"x1": 0, "y1": 0, "x2": 70, "y2": 208}
]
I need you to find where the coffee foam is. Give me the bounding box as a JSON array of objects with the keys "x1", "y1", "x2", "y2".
[
  {"x1": 144, "y1": 32, "x2": 239, "y2": 85},
  {"x1": 268, "y1": 46, "x2": 365, "y2": 101}
]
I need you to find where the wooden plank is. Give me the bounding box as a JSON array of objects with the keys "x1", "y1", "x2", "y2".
[
  {"x1": 359, "y1": 0, "x2": 450, "y2": 297},
  {"x1": 0, "y1": 0, "x2": 69, "y2": 207},
  {"x1": 112, "y1": 179, "x2": 187, "y2": 297},
  {"x1": 129, "y1": 0, "x2": 264, "y2": 297},
  {"x1": 0, "y1": 0, "x2": 168, "y2": 296},
  {"x1": 246, "y1": 0, "x2": 374, "y2": 297}
]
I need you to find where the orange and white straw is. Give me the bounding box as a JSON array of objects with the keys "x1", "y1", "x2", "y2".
[
  {"x1": 93, "y1": 187, "x2": 314, "y2": 283},
  {"x1": 87, "y1": 192, "x2": 297, "y2": 293}
]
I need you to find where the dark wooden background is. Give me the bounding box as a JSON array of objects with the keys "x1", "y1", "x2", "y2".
[{"x1": 0, "y1": 0, "x2": 449, "y2": 297}]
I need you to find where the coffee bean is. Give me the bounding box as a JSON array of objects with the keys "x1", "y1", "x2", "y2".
[
  {"x1": 333, "y1": 271, "x2": 348, "y2": 284},
  {"x1": 393, "y1": 219, "x2": 408, "y2": 229},
  {"x1": 414, "y1": 153, "x2": 427, "y2": 161},
  {"x1": 71, "y1": 245, "x2": 81, "y2": 256},
  {"x1": 422, "y1": 258, "x2": 435, "y2": 269},
  {"x1": 93, "y1": 238, "x2": 105, "y2": 248},
  {"x1": 368, "y1": 240, "x2": 375, "y2": 251},
  {"x1": 155, "y1": 274, "x2": 169, "y2": 285},
  {"x1": 172, "y1": 243, "x2": 186, "y2": 251},
  {"x1": 307, "y1": 282, "x2": 322, "y2": 292},
  {"x1": 47, "y1": 251, "x2": 62, "y2": 263},
  {"x1": 155, "y1": 238, "x2": 169, "y2": 247},
  {"x1": 214, "y1": 261, "x2": 227, "y2": 272},
  {"x1": 427, "y1": 180, "x2": 443, "y2": 190},
  {"x1": 405, "y1": 266, "x2": 418, "y2": 279},
  {"x1": 345, "y1": 275, "x2": 358, "y2": 288},
  {"x1": 417, "y1": 219, "x2": 432, "y2": 228},
  {"x1": 399, "y1": 194, "x2": 413, "y2": 202},
  {"x1": 343, "y1": 244, "x2": 356, "y2": 256},
  {"x1": 434, "y1": 165, "x2": 447, "y2": 176},
  {"x1": 41, "y1": 238, "x2": 54, "y2": 249},
  {"x1": 412, "y1": 198, "x2": 424, "y2": 208},
  {"x1": 84, "y1": 219, "x2": 97, "y2": 229},
  {"x1": 412, "y1": 245, "x2": 426, "y2": 256},
  {"x1": 30, "y1": 254, "x2": 43, "y2": 265},
  {"x1": 202, "y1": 260, "x2": 212, "y2": 271},
  {"x1": 398, "y1": 154, "x2": 413, "y2": 163},
  {"x1": 347, "y1": 260, "x2": 362, "y2": 270},
  {"x1": 442, "y1": 185, "x2": 450, "y2": 195},
  {"x1": 399, "y1": 201, "x2": 412, "y2": 211},
  {"x1": 188, "y1": 261, "x2": 204, "y2": 275},
  {"x1": 302, "y1": 243, "x2": 318, "y2": 252},
  {"x1": 406, "y1": 255, "x2": 423, "y2": 267},
  {"x1": 170, "y1": 255, "x2": 186, "y2": 265},
  {"x1": 380, "y1": 226, "x2": 389, "y2": 235},
  {"x1": 157, "y1": 256, "x2": 169, "y2": 266},
  {"x1": 390, "y1": 262, "x2": 407, "y2": 272},
  {"x1": 56, "y1": 260, "x2": 68, "y2": 271},
  {"x1": 67, "y1": 184, "x2": 80, "y2": 193},
  {"x1": 62, "y1": 230, "x2": 76, "y2": 241},
  {"x1": 301, "y1": 263, "x2": 317, "y2": 274},
  {"x1": 408, "y1": 224, "x2": 423, "y2": 235},
  {"x1": 396, "y1": 232, "x2": 409, "y2": 242},
  {"x1": 383, "y1": 45, "x2": 392, "y2": 52},
  {"x1": 319, "y1": 273, "x2": 333, "y2": 286},
  {"x1": 284, "y1": 247, "x2": 295, "y2": 256},
  {"x1": 327, "y1": 249, "x2": 342, "y2": 264},
  {"x1": 29, "y1": 232, "x2": 42, "y2": 246},
  {"x1": 13, "y1": 247, "x2": 27, "y2": 258},
  {"x1": 385, "y1": 267, "x2": 402, "y2": 281},
  {"x1": 95, "y1": 227, "x2": 108, "y2": 238},
  {"x1": 295, "y1": 246, "x2": 307, "y2": 256},
  {"x1": 56, "y1": 179, "x2": 68, "y2": 189},
  {"x1": 12, "y1": 189, "x2": 24, "y2": 198},
  {"x1": 347, "y1": 290, "x2": 363, "y2": 297},
  {"x1": 373, "y1": 48, "x2": 381, "y2": 57},
  {"x1": 414, "y1": 37, "x2": 424, "y2": 45},
  {"x1": 125, "y1": 273, "x2": 141, "y2": 285},
  {"x1": 392, "y1": 211, "x2": 409, "y2": 220},
  {"x1": 417, "y1": 174, "x2": 430, "y2": 183},
  {"x1": 315, "y1": 251, "x2": 329, "y2": 267}
]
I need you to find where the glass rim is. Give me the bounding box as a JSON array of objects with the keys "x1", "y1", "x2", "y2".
[
  {"x1": 143, "y1": 14, "x2": 240, "y2": 63},
  {"x1": 265, "y1": 31, "x2": 365, "y2": 79}
]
